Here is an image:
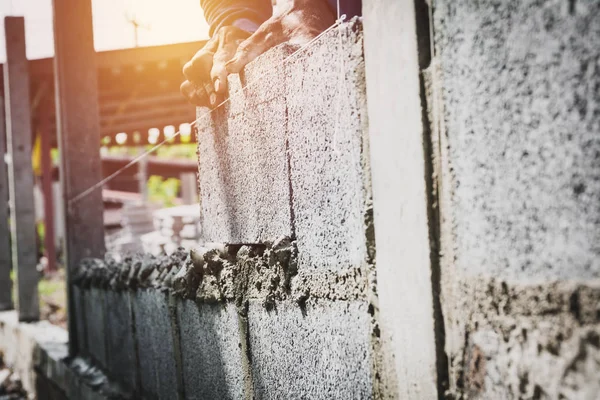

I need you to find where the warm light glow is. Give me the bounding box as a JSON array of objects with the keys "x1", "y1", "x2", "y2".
[
  {"x1": 180, "y1": 123, "x2": 192, "y2": 143},
  {"x1": 148, "y1": 128, "x2": 160, "y2": 144},
  {"x1": 115, "y1": 132, "x2": 128, "y2": 145},
  {"x1": 132, "y1": 131, "x2": 142, "y2": 144},
  {"x1": 164, "y1": 125, "x2": 176, "y2": 141},
  {"x1": 112, "y1": 0, "x2": 210, "y2": 50}
]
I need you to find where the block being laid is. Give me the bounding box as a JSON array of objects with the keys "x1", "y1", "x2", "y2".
[
  {"x1": 196, "y1": 45, "x2": 296, "y2": 244},
  {"x1": 285, "y1": 21, "x2": 371, "y2": 271}
]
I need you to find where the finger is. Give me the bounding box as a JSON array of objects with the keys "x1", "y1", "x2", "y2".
[
  {"x1": 226, "y1": 23, "x2": 284, "y2": 74},
  {"x1": 202, "y1": 81, "x2": 219, "y2": 107},
  {"x1": 183, "y1": 48, "x2": 214, "y2": 85},
  {"x1": 180, "y1": 80, "x2": 209, "y2": 106},
  {"x1": 211, "y1": 27, "x2": 251, "y2": 95}
]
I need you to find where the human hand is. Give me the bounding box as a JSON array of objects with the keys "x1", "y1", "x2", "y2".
[
  {"x1": 180, "y1": 25, "x2": 252, "y2": 107},
  {"x1": 225, "y1": 0, "x2": 336, "y2": 74}
]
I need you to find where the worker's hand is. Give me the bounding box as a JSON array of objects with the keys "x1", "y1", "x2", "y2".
[
  {"x1": 181, "y1": 25, "x2": 252, "y2": 107},
  {"x1": 225, "y1": 0, "x2": 336, "y2": 74}
]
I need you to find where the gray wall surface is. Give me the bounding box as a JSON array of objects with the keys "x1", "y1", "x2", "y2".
[
  {"x1": 429, "y1": 0, "x2": 600, "y2": 397},
  {"x1": 69, "y1": 20, "x2": 379, "y2": 400}
]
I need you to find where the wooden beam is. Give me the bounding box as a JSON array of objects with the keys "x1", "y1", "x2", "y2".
[
  {"x1": 4, "y1": 17, "x2": 39, "y2": 322},
  {"x1": 0, "y1": 95, "x2": 12, "y2": 311},
  {"x1": 52, "y1": 0, "x2": 105, "y2": 355}
]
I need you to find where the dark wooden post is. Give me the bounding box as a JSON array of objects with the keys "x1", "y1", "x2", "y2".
[
  {"x1": 52, "y1": 0, "x2": 105, "y2": 355},
  {"x1": 0, "y1": 95, "x2": 12, "y2": 311},
  {"x1": 40, "y1": 99, "x2": 57, "y2": 273},
  {"x1": 4, "y1": 17, "x2": 39, "y2": 322}
]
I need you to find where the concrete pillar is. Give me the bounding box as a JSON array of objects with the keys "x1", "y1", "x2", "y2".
[
  {"x1": 3, "y1": 16, "x2": 40, "y2": 322},
  {"x1": 362, "y1": 0, "x2": 440, "y2": 397},
  {"x1": 0, "y1": 95, "x2": 12, "y2": 311},
  {"x1": 52, "y1": 0, "x2": 105, "y2": 354}
]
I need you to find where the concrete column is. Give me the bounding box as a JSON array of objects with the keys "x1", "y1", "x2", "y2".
[
  {"x1": 52, "y1": 0, "x2": 105, "y2": 355},
  {"x1": 0, "y1": 95, "x2": 12, "y2": 311},
  {"x1": 4, "y1": 17, "x2": 40, "y2": 322},
  {"x1": 363, "y1": 0, "x2": 440, "y2": 398}
]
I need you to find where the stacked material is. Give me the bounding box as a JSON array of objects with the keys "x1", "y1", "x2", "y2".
[{"x1": 141, "y1": 204, "x2": 202, "y2": 255}]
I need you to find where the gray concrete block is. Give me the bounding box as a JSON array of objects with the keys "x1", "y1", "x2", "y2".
[
  {"x1": 285, "y1": 23, "x2": 371, "y2": 271},
  {"x1": 104, "y1": 290, "x2": 137, "y2": 393},
  {"x1": 177, "y1": 300, "x2": 245, "y2": 400},
  {"x1": 131, "y1": 289, "x2": 178, "y2": 400},
  {"x1": 433, "y1": 0, "x2": 600, "y2": 281},
  {"x1": 196, "y1": 45, "x2": 295, "y2": 244},
  {"x1": 83, "y1": 288, "x2": 107, "y2": 368},
  {"x1": 247, "y1": 300, "x2": 373, "y2": 399},
  {"x1": 71, "y1": 286, "x2": 88, "y2": 357}
]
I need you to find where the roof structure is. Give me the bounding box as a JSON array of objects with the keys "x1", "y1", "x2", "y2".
[{"x1": 1, "y1": 40, "x2": 206, "y2": 147}]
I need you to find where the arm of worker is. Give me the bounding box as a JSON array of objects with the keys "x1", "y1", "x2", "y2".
[{"x1": 181, "y1": 0, "x2": 335, "y2": 108}]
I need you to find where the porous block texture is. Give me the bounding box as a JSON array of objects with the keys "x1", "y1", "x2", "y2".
[
  {"x1": 434, "y1": 0, "x2": 600, "y2": 281},
  {"x1": 131, "y1": 290, "x2": 179, "y2": 399},
  {"x1": 286, "y1": 23, "x2": 370, "y2": 272},
  {"x1": 431, "y1": 0, "x2": 600, "y2": 397},
  {"x1": 104, "y1": 290, "x2": 137, "y2": 393},
  {"x1": 177, "y1": 300, "x2": 246, "y2": 400},
  {"x1": 197, "y1": 21, "x2": 372, "y2": 275},
  {"x1": 247, "y1": 300, "x2": 373, "y2": 399},
  {"x1": 196, "y1": 45, "x2": 295, "y2": 244},
  {"x1": 83, "y1": 288, "x2": 107, "y2": 368}
]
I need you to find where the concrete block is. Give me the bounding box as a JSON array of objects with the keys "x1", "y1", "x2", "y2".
[
  {"x1": 196, "y1": 45, "x2": 296, "y2": 244},
  {"x1": 247, "y1": 300, "x2": 373, "y2": 399},
  {"x1": 83, "y1": 288, "x2": 107, "y2": 368},
  {"x1": 177, "y1": 300, "x2": 245, "y2": 400},
  {"x1": 71, "y1": 286, "x2": 88, "y2": 358},
  {"x1": 104, "y1": 290, "x2": 137, "y2": 393},
  {"x1": 131, "y1": 289, "x2": 178, "y2": 400},
  {"x1": 285, "y1": 23, "x2": 371, "y2": 271},
  {"x1": 433, "y1": 0, "x2": 600, "y2": 281}
]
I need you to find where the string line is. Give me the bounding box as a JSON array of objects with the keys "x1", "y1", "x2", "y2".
[{"x1": 68, "y1": 15, "x2": 347, "y2": 207}]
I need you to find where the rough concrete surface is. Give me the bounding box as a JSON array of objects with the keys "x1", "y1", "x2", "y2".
[
  {"x1": 131, "y1": 290, "x2": 179, "y2": 400},
  {"x1": 83, "y1": 288, "x2": 107, "y2": 369},
  {"x1": 286, "y1": 21, "x2": 372, "y2": 273},
  {"x1": 104, "y1": 290, "x2": 137, "y2": 394},
  {"x1": 177, "y1": 301, "x2": 245, "y2": 400},
  {"x1": 247, "y1": 299, "x2": 373, "y2": 400},
  {"x1": 433, "y1": 0, "x2": 600, "y2": 282},
  {"x1": 430, "y1": 0, "x2": 600, "y2": 397},
  {"x1": 196, "y1": 45, "x2": 295, "y2": 244},
  {"x1": 196, "y1": 21, "x2": 373, "y2": 276}
]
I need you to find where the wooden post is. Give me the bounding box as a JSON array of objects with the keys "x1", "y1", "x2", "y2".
[
  {"x1": 52, "y1": 0, "x2": 105, "y2": 355},
  {"x1": 4, "y1": 17, "x2": 40, "y2": 322},
  {"x1": 40, "y1": 99, "x2": 57, "y2": 273},
  {"x1": 0, "y1": 95, "x2": 12, "y2": 311}
]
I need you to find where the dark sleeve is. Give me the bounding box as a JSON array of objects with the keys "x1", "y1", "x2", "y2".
[{"x1": 200, "y1": 0, "x2": 273, "y2": 36}]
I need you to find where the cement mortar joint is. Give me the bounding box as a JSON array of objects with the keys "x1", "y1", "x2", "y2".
[
  {"x1": 75, "y1": 236, "x2": 372, "y2": 306},
  {"x1": 447, "y1": 276, "x2": 600, "y2": 399}
]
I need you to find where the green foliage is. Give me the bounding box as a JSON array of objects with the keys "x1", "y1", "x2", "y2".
[
  {"x1": 37, "y1": 222, "x2": 45, "y2": 255},
  {"x1": 147, "y1": 175, "x2": 180, "y2": 207},
  {"x1": 155, "y1": 144, "x2": 197, "y2": 160}
]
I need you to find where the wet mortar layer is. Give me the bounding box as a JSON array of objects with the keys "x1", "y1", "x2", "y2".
[
  {"x1": 74, "y1": 238, "x2": 371, "y2": 306},
  {"x1": 73, "y1": 241, "x2": 377, "y2": 400},
  {"x1": 445, "y1": 276, "x2": 600, "y2": 399}
]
